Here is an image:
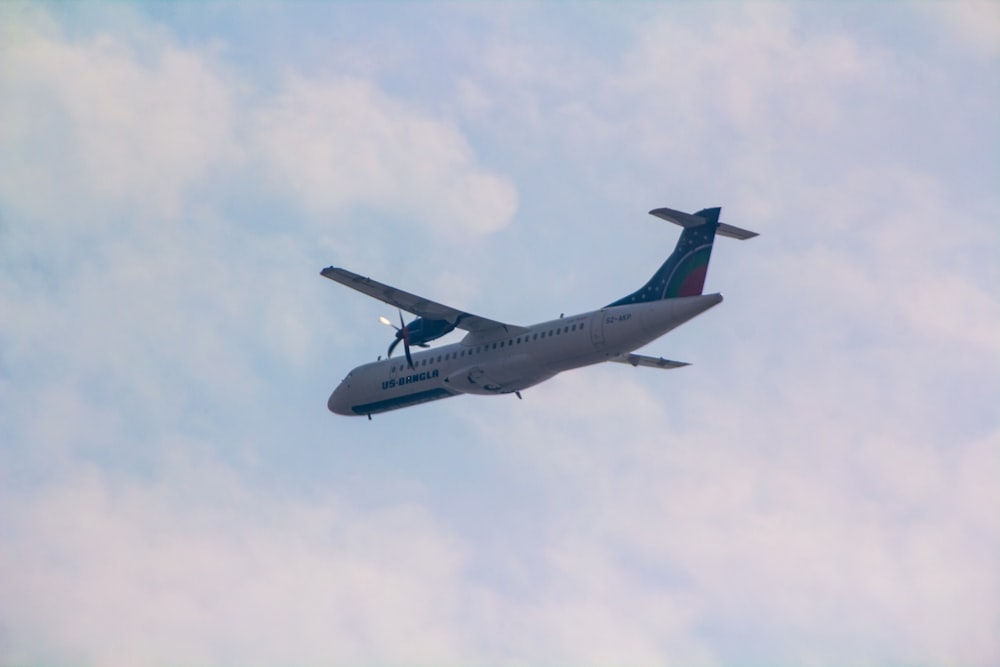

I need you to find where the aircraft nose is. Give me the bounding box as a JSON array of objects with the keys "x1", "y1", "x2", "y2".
[{"x1": 327, "y1": 381, "x2": 352, "y2": 415}]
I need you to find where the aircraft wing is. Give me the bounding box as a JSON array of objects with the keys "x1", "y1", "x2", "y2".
[
  {"x1": 609, "y1": 353, "x2": 689, "y2": 369},
  {"x1": 321, "y1": 266, "x2": 528, "y2": 336}
]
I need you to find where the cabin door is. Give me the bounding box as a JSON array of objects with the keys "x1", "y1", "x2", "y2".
[{"x1": 590, "y1": 310, "x2": 606, "y2": 346}]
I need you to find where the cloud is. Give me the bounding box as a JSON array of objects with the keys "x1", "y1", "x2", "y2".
[
  {"x1": 0, "y1": 6, "x2": 517, "y2": 241},
  {"x1": 466, "y1": 366, "x2": 1000, "y2": 665},
  {"x1": 455, "y1": 4, "x2": 893, "y2": 184},
  {"x1": 919, "y1": 1, "x2": 1000, "y2": 57},
  {"x1": 0, "y1": 11, "x2": 237, "y2": 223},
  {"x1": 0, "y1": 459, "x2": 472, "y2": 667},
  {"x1": 252, "y1": 74, "x2": 517, "y2": 235}
]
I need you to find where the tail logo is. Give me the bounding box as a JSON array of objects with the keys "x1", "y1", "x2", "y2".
[{"x1": 664, "y1": 244, "x2": 712, "y2": 298}]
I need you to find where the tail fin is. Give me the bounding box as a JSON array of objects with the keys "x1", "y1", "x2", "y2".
[{"x1": 606, "y1": 206, "x2": 757, "y2": 307}]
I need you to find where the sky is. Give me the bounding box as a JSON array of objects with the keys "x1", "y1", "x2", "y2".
[{"x1": 1, "y1": 2, "x2": 998, "y2": 666}]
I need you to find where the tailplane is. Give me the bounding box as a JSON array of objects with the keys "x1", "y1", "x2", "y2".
[{"x1": 607, "y1": 206, "x2": 757, "y2": 307}]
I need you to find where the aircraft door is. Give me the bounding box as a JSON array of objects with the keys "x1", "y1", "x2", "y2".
[{"x1": 590, "y1": 310, "x2": 606, "y2": 347}]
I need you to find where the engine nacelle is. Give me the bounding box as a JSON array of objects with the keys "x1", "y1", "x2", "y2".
[{"x1": 398, "y1": 317, "x2": 455, "y2": 346}]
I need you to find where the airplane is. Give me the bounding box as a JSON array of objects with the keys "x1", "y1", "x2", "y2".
[{"x1": 322, "y1": 206, "x2": 757, "y2": 418}]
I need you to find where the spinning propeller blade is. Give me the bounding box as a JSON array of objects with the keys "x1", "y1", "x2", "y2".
[
  {"x1": 399, "y1": 310, "x2": 414, "y2": 368},
  {"x1": 379, "y1": 310, "x2": 414, "y2": 368}
]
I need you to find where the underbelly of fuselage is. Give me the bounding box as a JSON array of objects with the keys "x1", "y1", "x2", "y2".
[{"x1": 333, "y1": 349, "x2": 598, "y2": 415}]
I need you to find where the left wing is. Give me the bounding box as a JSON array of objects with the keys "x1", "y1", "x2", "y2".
[
  {"x1": 321, "y1": 266, "x2": 528, "y2": 336},
  {"x1": 609, "y1": 353, "x2": 689, "y2": 369}
]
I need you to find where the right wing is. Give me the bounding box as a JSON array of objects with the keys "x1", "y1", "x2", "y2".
[
  {"x1": 609, "y1": 353, "x2": 689, "y2": 370},
  {"x1": 320, "y1": 266, "x2": 528, "y2": 336}
]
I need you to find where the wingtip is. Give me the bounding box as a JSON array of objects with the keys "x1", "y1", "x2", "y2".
[{"x1": 320, "y1": 266, "x2": 341, "y2": 278}]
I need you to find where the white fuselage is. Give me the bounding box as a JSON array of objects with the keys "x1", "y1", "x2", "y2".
[{"x1": 327, "y1": 293, "x2": 722, "y2": 416}]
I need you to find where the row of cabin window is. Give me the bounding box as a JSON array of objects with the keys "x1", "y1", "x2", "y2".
[{"x1": 391, "y1": 321, "x2": 586, "y2": 372}]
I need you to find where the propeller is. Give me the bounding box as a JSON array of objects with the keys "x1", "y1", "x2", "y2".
[
  {"x1": 380, "y1": 310, "x2": 415, "y2": 369},
  {"x1": 379, "y1": 311, "x2": 458, "y2": 369}
]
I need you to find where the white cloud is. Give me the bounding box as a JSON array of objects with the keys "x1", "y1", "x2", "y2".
[
  {"x1": 919, "y1": 1, "x2": 1000, "y2": 57},
  {"x1": 0, "y1": 7, "x2": 517, "y2": 243},
  {"x1": 0, "y1": 459, "x2": 471, "y2": 667},
  {"x1": 467, "y1": 367, "x2": 1000, "y2": 665},
  {"x1": 252, "y1": 74, "x2": 518, "y2": 235},
  {"x1": 0, "y1": 13, "x2": 237, "y2": 223}
]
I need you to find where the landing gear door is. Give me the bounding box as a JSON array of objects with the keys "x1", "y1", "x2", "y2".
[{"x1": 590, "y1": 310, "x2": 606, "y2": 347}]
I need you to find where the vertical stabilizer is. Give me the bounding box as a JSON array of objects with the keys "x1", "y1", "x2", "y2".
[{"x1": 607, "y1": 207, "x2": 722, "y2": 307}]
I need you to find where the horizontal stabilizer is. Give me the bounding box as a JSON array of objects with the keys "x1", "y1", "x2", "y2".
[
  {"x1": 649, "y1": 207, "x2": 758, "y2": 240},
  {"x1": 610, "y1": 353, "x2": 689, "y2": 370},
  {"x1": 716, "y1": 223, "x2": 758, "y2": 240},
  {"x1": 649, "y1": 207, "x2": 707, "y2": 227}
]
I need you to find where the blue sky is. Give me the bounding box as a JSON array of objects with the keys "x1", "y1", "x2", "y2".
[{"x1": 1, "y1": 2, "x2": 998, "y2": 665}]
